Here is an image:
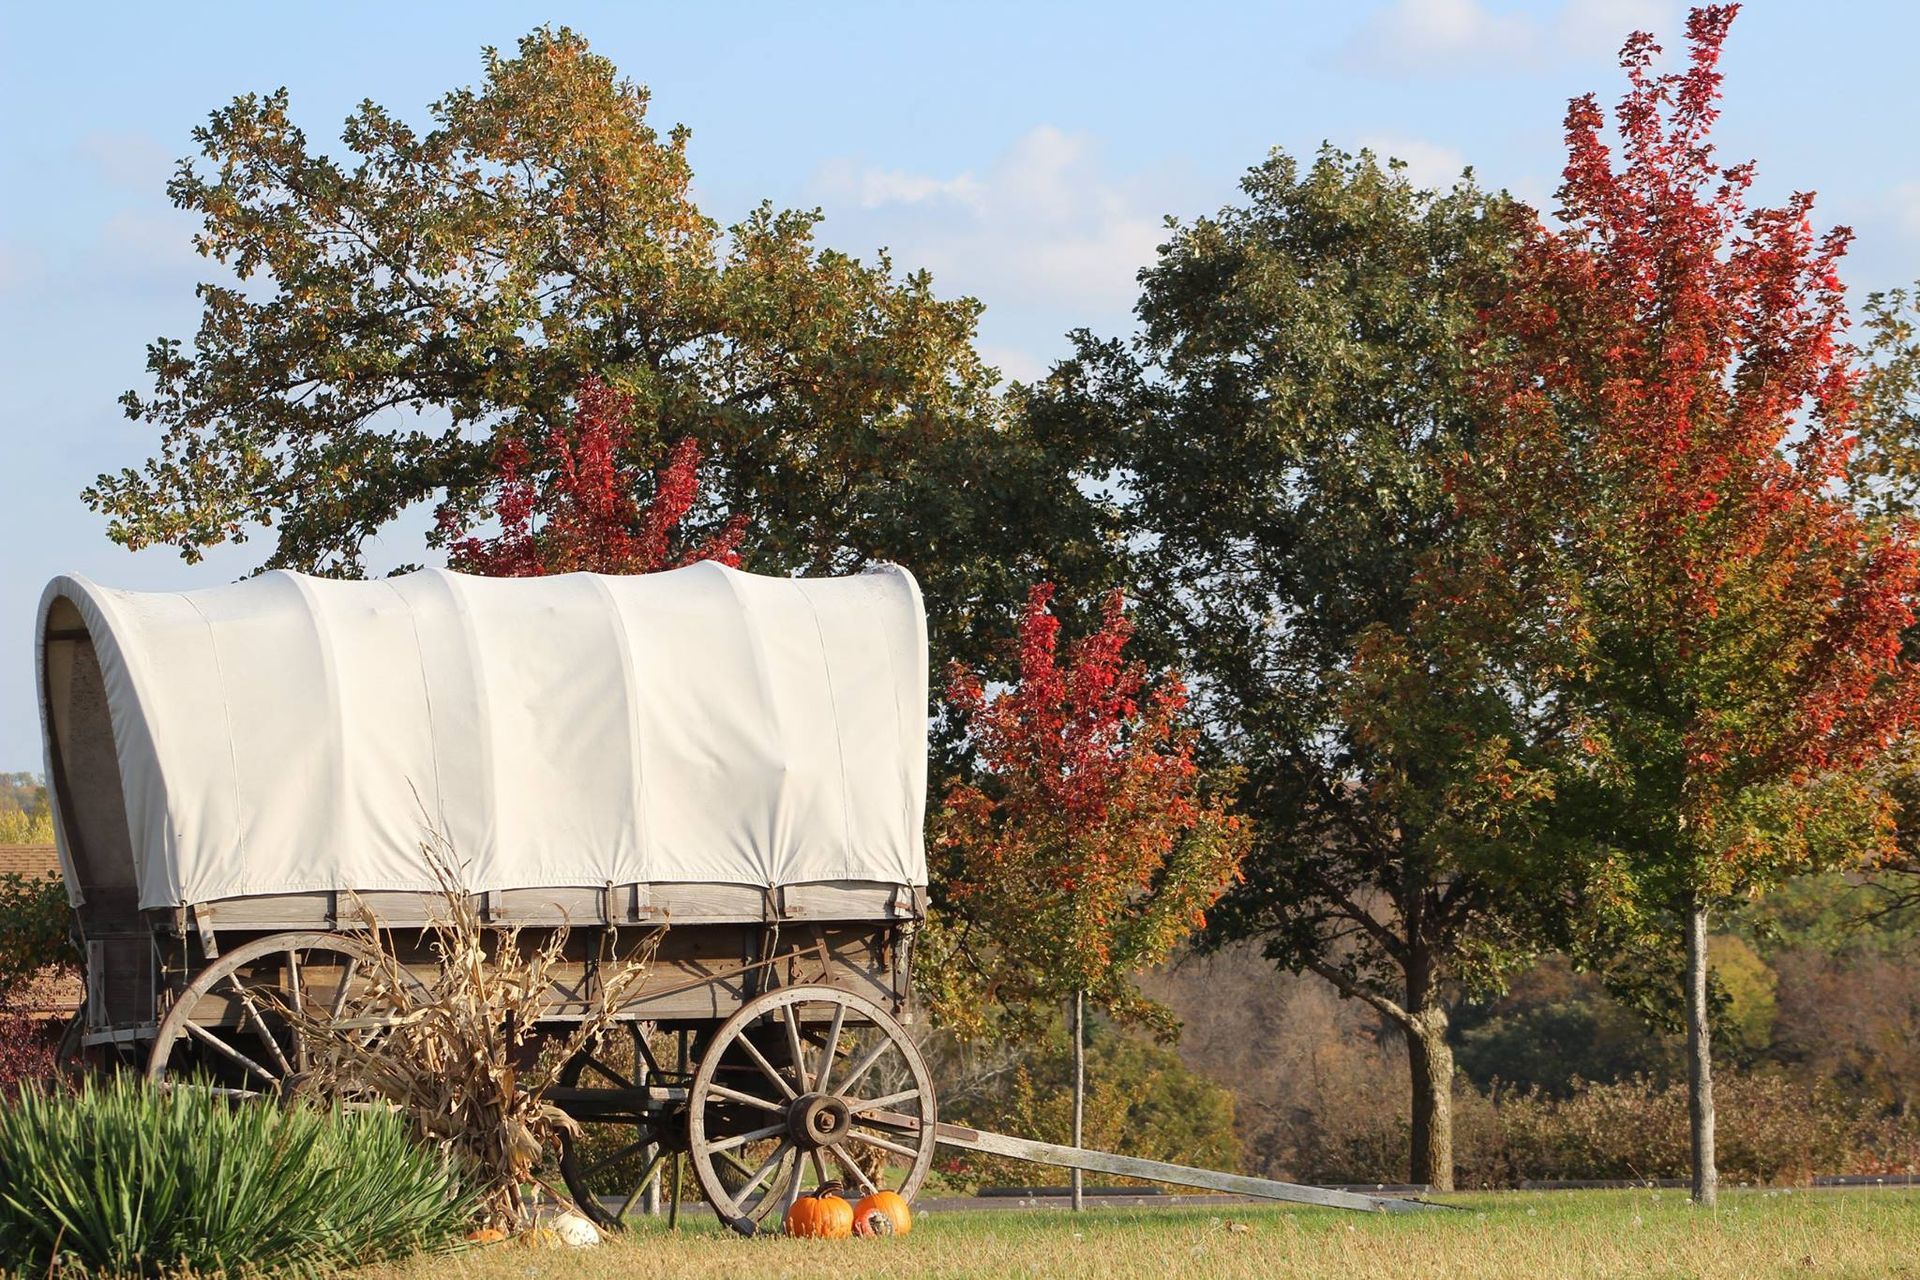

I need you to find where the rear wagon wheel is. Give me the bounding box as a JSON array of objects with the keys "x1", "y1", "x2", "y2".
[{"x1": 146, "y1": 931, "x2": 425, "y2": 1098}]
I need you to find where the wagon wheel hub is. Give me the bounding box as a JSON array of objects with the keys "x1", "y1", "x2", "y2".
[{"x1": 788, "y1": 1092, "x2": 853, "y2": 1149}]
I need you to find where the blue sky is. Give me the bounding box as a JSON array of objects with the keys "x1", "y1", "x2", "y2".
[{"x1": 3, "y1": 0, "x2": 1918, "y2": 772}]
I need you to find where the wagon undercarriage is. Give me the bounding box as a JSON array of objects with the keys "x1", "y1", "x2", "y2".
[{"x1": 114, "y1": 911, "x2": 933, "y2": 1234}]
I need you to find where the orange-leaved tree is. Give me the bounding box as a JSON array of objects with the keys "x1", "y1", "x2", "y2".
[
  {"x1": 439, "y1": 377, "x2": 746, "y2": 575},
  {"x1": 1450, "y1": 5, "x2": 1920, "y2": 1205},
  {"x1": 931, "y1": 584, "x2": 1246, "y2": 1202}
]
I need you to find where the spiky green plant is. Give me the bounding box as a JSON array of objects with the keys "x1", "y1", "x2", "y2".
[{"x1": 0, "y1": 1074, "x2": 475, "y2": 1276}]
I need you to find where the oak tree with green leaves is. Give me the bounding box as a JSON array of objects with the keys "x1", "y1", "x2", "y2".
[
  {"x1": 92, "y1": 26, "x2": 1109, "y2": 680},
  {"x1": 1851, "y1": 284, "x2": 1920, "y2": 526},
  {"x1": 1029, "y1": 147, "x2": 1535, "y2": 1190}
]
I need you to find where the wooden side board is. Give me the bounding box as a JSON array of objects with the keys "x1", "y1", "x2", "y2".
[
  {"x1": 159, "y1": 919, "x2": 914, "y2": 1033},
  {"x1": 166, "y1": 880, "x2": 926, "y2": 931}
]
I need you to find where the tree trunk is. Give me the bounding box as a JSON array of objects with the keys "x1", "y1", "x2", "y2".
[
  {"x1": 1685, "y1": 901, "x2": 1718, "y2": 1207},
  {"x1": 1071, "y1": 989, "x2": 1086, "y2": 1212},
  {"x1": 1405, "y1": 1006, "x2": 1455, "y2": 1192}
]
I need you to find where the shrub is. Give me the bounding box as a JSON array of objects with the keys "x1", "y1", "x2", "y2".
[
  {"x1": 0, "y1": 871, "x2": 74, "y2": 1098},
  {"x1": 938, "y1": 1021, "x2": 1240, "y2": 1189},
  {"x1": 1274, "y1": 1070, "x2": 1917, "y2": 1188},
  {"x1": 0, "y1": 873, "x2": 72, "y2": 1005},
  {"x1": 1446, "y1": 1073, "x2": 1909, "y2": 1188},
  {"x1": 0, "y1": 1015, "x2": 59, "y2": 1099},
  {"x1": 0, "y1": 1075, "x2": 475, "y2": 1276}
]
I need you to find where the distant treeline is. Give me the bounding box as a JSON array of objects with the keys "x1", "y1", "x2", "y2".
[{"x1": 0, "y1": 775, "x2": 53, "y2": 845}]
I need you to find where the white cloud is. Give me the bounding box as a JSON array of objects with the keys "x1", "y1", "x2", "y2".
[
  {"x1": 96, "y1": 209, "x2": 206, "y2": 285},
  {"x1": 0, "y1": 210, "x2": 205, "y2": 303},
  {"x1": 1556, "y1": 0, "x2": 1674, "y2": 53},
  {"x1": 817, "y1": 161, "x2": 986, "y2": 212},
  {"x1": 1356, "y1": 133, "x2": 1470, "y2": 190},
  {"x1": 812, "y1": 125, "x2": 1167, "y2": 316},
  {"x1": 977, "y1": 343, "x2": 1050, "y2": 386},
  {"x1": 1894, "y1": 180, "x2": 1920, "y2": 243},
  {"x1": 1352, "y1": 0, "x2": 1532, "y2": 70},
  {"x1": 1345, "y1": 0, "x2": 1680, "y2": 75},
  {"x1": 0, "y1": 241, "x2": 46, "y2": 295},
  {"x1": 77, "y1": 130, "x2": 176, "y2": 193}
]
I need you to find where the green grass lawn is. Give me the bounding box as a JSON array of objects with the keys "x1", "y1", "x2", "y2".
[{"x1": 369, "y1": 1189, "x2": 1920, "y2": 1280}]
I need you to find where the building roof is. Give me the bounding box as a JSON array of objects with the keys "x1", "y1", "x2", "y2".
[{"x1": 0, "y1": 843, "x2": 60, "y2": 881}]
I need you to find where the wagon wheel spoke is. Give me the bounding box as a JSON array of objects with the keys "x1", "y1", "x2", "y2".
[
  {"x1": 707, "y1": 1121, "x2": 788, "y2": 1154},
  {"x1": 830, "y1": 1145, "x2": 880, "y2": 1195},
  {"x1": 845, "y1": 1127, "x2": 920, "y2": 1161},
  {"x1": 579, "y1": 1139, "x2": 650, "y2": 1179},
  {"x1": 285, "y1": 950, "x2": 309, "y2": 1073},
  {"x1": 834, "y1": 1037, "x2": 892, "y2": 1097},
  {"x1": 814, "y1": 1001, "x2": 846, "y2": 1094},
  {"x1": 783, "y1": 1006, "x2": 810, "y2": 1094},
  {"x1": 227, "y1": 974, "x2": 293, "y2": 1079},
  {"x1": 734, "y1": 1140, "x2": 795, "y2": 1203},
  {"x1": 847, "y1": 1088, "x2": 923, "y2": 1115},
  {"x1": 764, "y1": 1155, "x2": 804, "y2": 1224},
  {"x1": 809, "y1": 1150, "x2": 829, "y2": 1190},
  {"x1": 328, "y1": 956, "x2": 360, "y2": 1021},
  {"x1": 616, "y1": 1152, "x2": 664, "y2": 1223},
  {"x1": 736, "y1": 1034, "x2": 799, "y2": 1100},
  {"x1": 633, "y1": 1029, "x2": 670, "y2": 1083},
  {"x1": 707, "y1": 1083, "x2": 785, "y2": 1114},
  {"x1": 185, "y1": 1018, "x2": 279, "y2": 1085},
  {"x1": 579, "y1": 1052, "x2": 634, "y2": 1091}
]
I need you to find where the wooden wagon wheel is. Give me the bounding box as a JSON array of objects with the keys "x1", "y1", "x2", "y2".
[
  {"x1": 146, "y1": 931, "x2": 425, "y2": 1098},
  {"x1": 555, "y1": 1023, "x2": 677, "y2": 1230},
  {"x1": 687, "y1": 985, "x2": 937, "y2": 1236}
]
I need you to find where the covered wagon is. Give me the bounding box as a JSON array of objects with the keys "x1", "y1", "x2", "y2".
[{"x1": 36, "y1": 561, "x2": 938, "y2": 1231}]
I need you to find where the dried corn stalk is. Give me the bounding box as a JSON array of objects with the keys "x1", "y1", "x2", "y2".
[{"x1": 275, "y1": 828, "x2": 663, "y2": 1229}]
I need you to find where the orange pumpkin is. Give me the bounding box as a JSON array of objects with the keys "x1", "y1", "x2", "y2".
[
  {"x1": 852, "y1": 1189, "x2": 912, "y2": 1237},
  {"x1": 785, "y1": 1182, "x2": 854, "y2": 1239}
]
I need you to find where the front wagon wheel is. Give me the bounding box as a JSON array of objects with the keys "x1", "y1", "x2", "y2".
[
  {"x1": 146, "y1": 931, "x2": 425, "y2": 1098},
  {"x1": 686, "y1": 985, "x2": 936, "y2": 1236}
]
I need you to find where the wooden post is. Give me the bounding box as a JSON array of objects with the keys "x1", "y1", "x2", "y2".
[
  {"x1": 1071, "y1": 989, "x2": 1086, "y2": 1212},
  {"x1": 668, "y1": 1029, "x2": 688, "y2": 1229},
  {"x1": 638, "y1": 1023, "x2": 662, "y2": 1217}
]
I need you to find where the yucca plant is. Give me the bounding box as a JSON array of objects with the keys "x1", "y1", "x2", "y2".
[
  {"x1": 0, "y1": 1074, "x2": 474, "y2": 1277},
  {"x1": 278, "y1": 829, "x2": 663, "y2": 1230}
]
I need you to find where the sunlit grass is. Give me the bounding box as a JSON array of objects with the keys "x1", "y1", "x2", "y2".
[{"x1": 367, "y1": 1188, "x2": 1920, "y2": 1280}]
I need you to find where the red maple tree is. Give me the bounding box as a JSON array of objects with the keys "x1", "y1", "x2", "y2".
[
  {"x1": 932, "y1": 583, "x2": 1246, "y2": 1028},
  {"x1": 930, "y1": 583, "x2": 1246, "y2": 1201},
  {"x1": 1451, "y1": 4, "x2": 1920, "y2": 1204},
  {"x1": 441, "y1": 378, "x2": 747, "y2": 576}
]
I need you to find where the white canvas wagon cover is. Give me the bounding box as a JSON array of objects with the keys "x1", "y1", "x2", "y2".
[{"x1": 37, "y1": 563, "x2": 928, "y2": 911}]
